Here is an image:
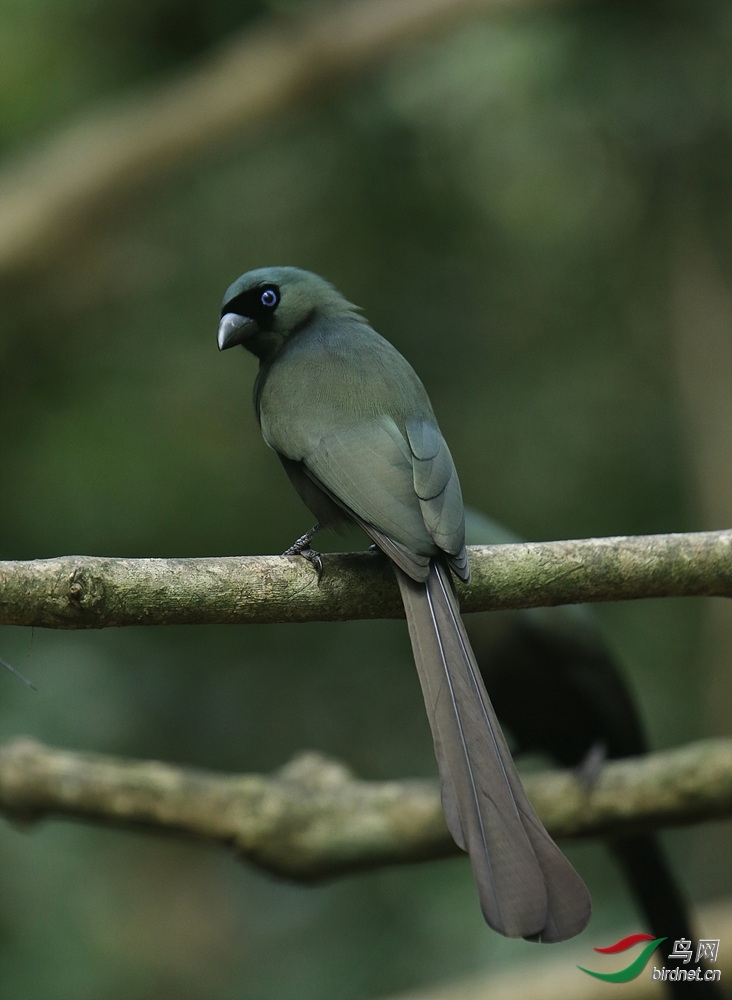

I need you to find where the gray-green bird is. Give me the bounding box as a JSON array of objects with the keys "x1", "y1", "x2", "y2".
[{"x1": 217, "y1": 266, "x2": 591, "y2": 942}]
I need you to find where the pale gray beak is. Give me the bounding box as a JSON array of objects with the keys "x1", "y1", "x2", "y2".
[{"x1": 217, "y1": 312, "x2": 255, "y2": 351}]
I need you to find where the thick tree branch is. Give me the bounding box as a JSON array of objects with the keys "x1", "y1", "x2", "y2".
[
  {"x1": 0, "y1": 530, "x2": 730, "y2": 629},
  {"x1": 0, "y1": 0, "x2": 568, "y2": 281},
  {"x1": 0, "y1": 738, "x2": 730, "y2": 880}
]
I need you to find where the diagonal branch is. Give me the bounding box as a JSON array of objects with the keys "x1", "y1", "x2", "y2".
[
  {"x1": 0, "y1": 737, "x2": 730, "y2": 880},
  {"x1": 0, "y1": 0, "x2": 569, "y2": 280},
  {"x1": 0, "y1": 530, "x2": 731, "y2": 629}
]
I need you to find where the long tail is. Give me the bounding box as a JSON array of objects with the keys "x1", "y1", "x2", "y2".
[{"x1": 395, "y1": 560, "x2": 591, "y2": 942}]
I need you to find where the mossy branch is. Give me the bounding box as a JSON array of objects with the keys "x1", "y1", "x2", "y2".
[
  {"x1": 0, "y1": 737, "x2": 730, "y2": 880},
  {"x1": 0, "y1": 530, "x2": 731, "y2": 629}
]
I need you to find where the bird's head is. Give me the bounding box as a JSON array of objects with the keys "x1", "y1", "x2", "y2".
[{"x1": 217, "y1": 266, "x2": 359, "y2": 361}]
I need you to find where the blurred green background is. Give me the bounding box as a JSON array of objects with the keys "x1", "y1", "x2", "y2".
[{"x1": 1, "y1": 0, "x2": 732, "y2": 996}]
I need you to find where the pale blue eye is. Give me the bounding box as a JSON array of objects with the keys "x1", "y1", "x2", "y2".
[{"x1": 261, "y1": 289, "x2": 278, "y2": 308}]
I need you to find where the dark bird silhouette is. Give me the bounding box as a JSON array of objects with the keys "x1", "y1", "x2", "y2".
[{"x1": 465, "y1": 509, "x2": 724, "y2": 996}]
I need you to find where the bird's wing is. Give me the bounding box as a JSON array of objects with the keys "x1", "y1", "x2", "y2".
[
  {"x1": 297, "y1": 414, "x2": 465, "y2": 575},
  {"x1": 404, "y1": 417, "x2": 466, "y2": 560}
]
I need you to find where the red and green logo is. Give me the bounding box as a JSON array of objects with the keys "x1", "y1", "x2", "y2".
[{"x1": 579, "y1": 933, "x2": 668, "y2": 983}]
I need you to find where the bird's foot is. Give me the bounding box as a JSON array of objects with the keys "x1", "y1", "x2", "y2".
[
  {"x1": 294, "y1": 546, "x2": 323, "y2": 577},
  {"x1": 575, "y1": 741, "x2": 607, "y2": 791},
  {"x1": 284, "y1": 523, "x2": 324, "y2": 578}
]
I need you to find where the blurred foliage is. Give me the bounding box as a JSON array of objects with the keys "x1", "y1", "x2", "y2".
[{"x1": 1, "y1": 0, "x2": 732, "y2": 997}]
